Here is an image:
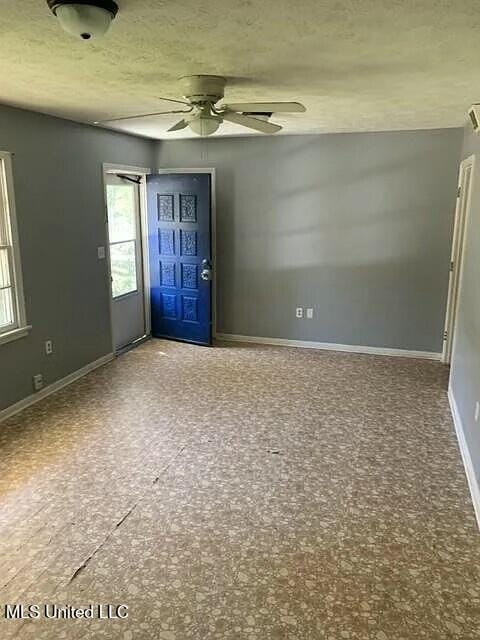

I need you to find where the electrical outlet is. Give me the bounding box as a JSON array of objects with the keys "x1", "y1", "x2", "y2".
[
  {"x1": 33, "y1": 374, "x2": 43, "y2": 392},
  {"x1": 45, "y1": 340, "x2": 53, "y2": 355},
  {"x1": 296, "y1": 307, "x2": 303, "y2": 318},
  {"x1": 306, "y1": 308, "x2": 314, "y2": 319},
  {"x1": 475, "y1": 401, "x2": 480, "y2": 423}
]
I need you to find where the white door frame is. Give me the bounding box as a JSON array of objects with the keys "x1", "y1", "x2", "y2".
[
  {"x1": 103, "y1": 163, "x2": 152, "y2": 354},
  {"x1": 154, "y1": 168, "x2": 217, "y2": 339},
  {"x1": 442, "y1": 154, "x2": 475, "y2": 364}
]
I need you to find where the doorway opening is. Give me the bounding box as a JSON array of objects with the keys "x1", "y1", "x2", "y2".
[{"x1": 103, "y1": 164, "x2": 151, "y2": 354}]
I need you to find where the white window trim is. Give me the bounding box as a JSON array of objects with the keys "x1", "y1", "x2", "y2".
[{"x1": 0, "y1": 151, "x2": 30, "y2": 346}]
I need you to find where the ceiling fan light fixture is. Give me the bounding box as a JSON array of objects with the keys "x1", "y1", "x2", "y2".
[
  {"x1": 47, "y1": 1, "x2": 119, "y2": 40},
  {"x1": 188, "y1": 115, "x2": 220, "y2": 137}
]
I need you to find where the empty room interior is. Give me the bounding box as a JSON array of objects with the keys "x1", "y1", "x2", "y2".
[{"x1": 1, "y1": 1, "x2": 480, "y2": 638}]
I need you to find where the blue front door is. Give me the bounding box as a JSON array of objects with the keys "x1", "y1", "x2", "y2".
[{"x1": 147, "y1": 173, "x2": 212, "y2": 345}]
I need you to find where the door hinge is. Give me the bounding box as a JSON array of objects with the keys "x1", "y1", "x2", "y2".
[
  {"x1": 450, "y1": 261, "x2": 454, "y2": 272},
  {"x1": 444, "y1": 330, "x2": 448, "y2": 341},
  {"x1": 457, "y1": 186, "x2": 461, "y2": 198}
]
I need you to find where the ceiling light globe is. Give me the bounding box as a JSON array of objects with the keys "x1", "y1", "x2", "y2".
[
  {"x1": 188, "y1": 116, "x2": 220, "y2": 137},
  {"x1": 48, "y1": 1, "x2": 118, "y2": 40}
]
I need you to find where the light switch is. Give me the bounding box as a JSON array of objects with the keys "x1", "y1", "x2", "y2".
[
  {"x1": 306, "y1": 308, "x2": 314, "y2": 319},
  {"x1": 97, "y1": 246, "x2": 106, "y2": 260}
]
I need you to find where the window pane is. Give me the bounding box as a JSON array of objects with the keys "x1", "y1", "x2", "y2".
[
  {"x1": 0, "y1": 287, "x2": 14, "y2": 329},
  {"x1": 0, "y1": 247, "x2": 11, "y2": 288},
  {"x1": 0, "y1": 162, "x2": 9, "y2": 246},
  {"x1": 107, "y1": 185, "x2": 136, "y2": 243},
  {"x1": 0, "y1": 155, "x2": 23, "y2": 336},
  {"x1": 110, "y1": 241, "x2": 137, "y2": 298}
]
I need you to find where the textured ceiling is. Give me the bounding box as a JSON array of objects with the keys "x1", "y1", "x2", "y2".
[{"x1": 0, "y1": 0, "x2": 478, "y2": 139}]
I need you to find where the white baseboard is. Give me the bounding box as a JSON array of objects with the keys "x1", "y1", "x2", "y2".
[
  {"x1": 448, "y1": 387, "x2": 480, "y2": 532},
  {"x1": 0, "y1": 353, "x2": 114, "y2": 424},
  {"x1": 215, "y1": 333, "x2": 442, "y2": 360}
]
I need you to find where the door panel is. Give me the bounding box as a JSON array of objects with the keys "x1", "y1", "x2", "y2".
[
  {"x1": 443, "y1": 157, "x2": 475, "y2": 363},
  {"x1": 147, "y1": 173, "x2": 212, "y2": 345},
  {"x1": 106, "y1": 174, "x2": 146, "y2": 352}
]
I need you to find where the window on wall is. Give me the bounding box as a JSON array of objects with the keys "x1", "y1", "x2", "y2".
[{"x1": 0, "y1": 151, "x2": 28, "y2": 344}]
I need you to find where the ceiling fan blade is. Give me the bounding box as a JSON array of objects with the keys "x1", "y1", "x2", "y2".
[
  {"x1": 221, "y1": 110, "x2": 282, "y2": 134},
  {"x1": 223, "y1": 102, "x2": 306, "y2": 113},
  {"x1": 167, "y1": 119, "x2": 189, "y2": 132},
  {"x1": 95, "y1": 108, "x2": 192, "y2": 124},
  {"x1": 157, "y1": 96, "x2": 191, "y2": 105}
]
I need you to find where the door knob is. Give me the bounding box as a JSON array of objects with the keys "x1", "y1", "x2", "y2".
[
  {"x1": 201, "y1": 268, "x2": 212, "y2": 281},
  {"x1": 201, "y1": 258, "x2": 212, "y2": 281}
]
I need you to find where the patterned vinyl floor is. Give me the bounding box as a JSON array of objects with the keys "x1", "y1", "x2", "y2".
[{"x1": 0, "y1": 339, "x2": 479, "y2": 639}]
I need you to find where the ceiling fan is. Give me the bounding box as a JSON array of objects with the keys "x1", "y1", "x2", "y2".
[{"x1": 95, "y1": 75, "x2": 306, "y2": 136}]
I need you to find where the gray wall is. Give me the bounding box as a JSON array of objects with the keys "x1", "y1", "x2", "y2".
[
  {"x1": 0, "y1": 105, "x2": 155, "y2": 412},
  {"x1": 0, "y1": 114, "x2": 464, "y2": 414},
  {"x1": 450, "y1": 126, "x2": 480, "y2": 484},
  {"x1": 157, "y1": 129, "x2": 462, "y2": 351}
]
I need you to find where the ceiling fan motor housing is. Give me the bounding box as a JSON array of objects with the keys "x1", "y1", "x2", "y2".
[{"x1": 180, "y1": 75, "x2": 226, "y2": 104}]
